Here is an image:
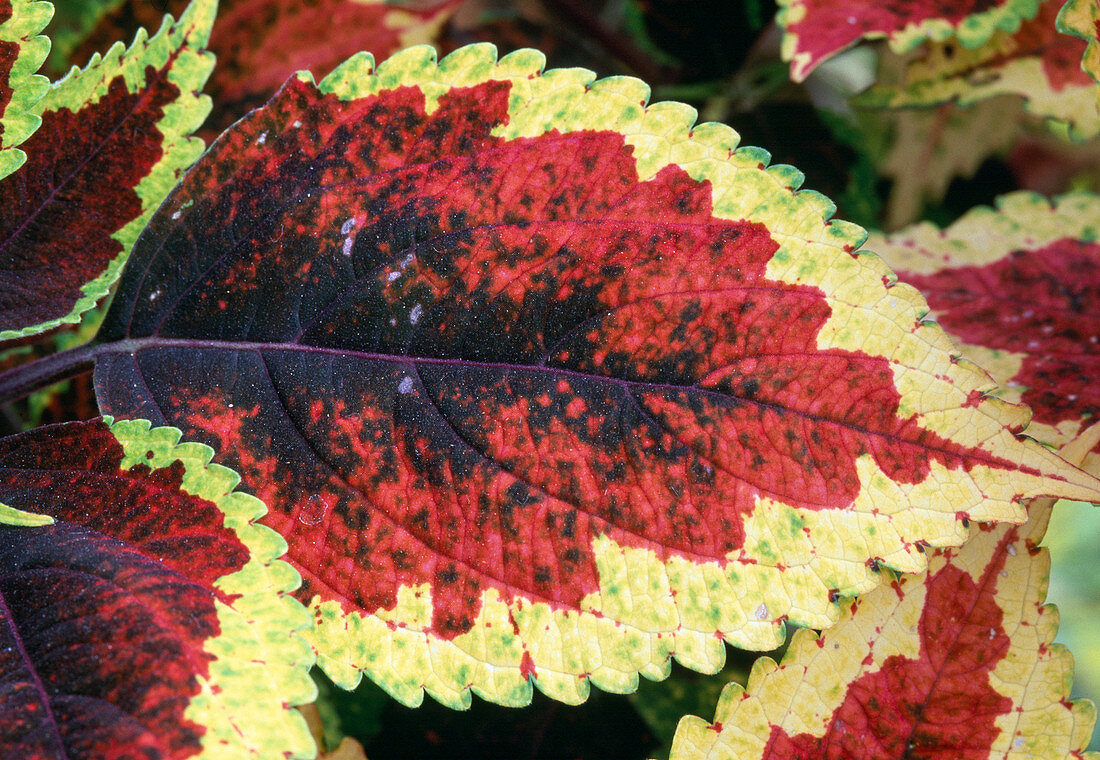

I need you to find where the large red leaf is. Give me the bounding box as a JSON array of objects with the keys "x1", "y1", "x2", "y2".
[
  {"x1": 70, "y1": 45, "x2": 1100, "y2": 707},
  {"x1": 0, "y1": 417, "x2": 316, "y2": 759},
  {"x1": 0, "y1": 0, "x2": 214, "y2": 342}
]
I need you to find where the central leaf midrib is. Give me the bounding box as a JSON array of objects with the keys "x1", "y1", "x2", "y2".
[{"x1": 96, "y1": 335, "x2": 1016, "y2": 472}]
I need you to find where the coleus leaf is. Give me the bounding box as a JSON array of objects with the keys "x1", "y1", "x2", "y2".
[
  {"x1": 79, "y1": 44, "x2": 1100, "y2": 708},
  {"x1": 1058, "y1": 0, "x2": 1100, "y2": 96},
  {"x1": 866, "y1": 191, "x2": 1100, "y2": 469},
  {"x1": 0, "y1": 417, "x2": 316, "y2": 759},
  {"x1": 0, "y1": 0, "x2": 215, "y2": 343},
  {"x1": 857, "y1": 0, "x2": 1100, "y2": 141},
  {"x1": 668, "y1": 455, "x2": 1100, "y2": 758},
  {"x1": 39, "y1": 0, "x2": 120, "y2": 75},
  {"x1": 0, "y1": 0, "x2": 50, "y2": 180},
  {"x1": 777, "y1": 0, "x2": 1044, "y2": 82}
]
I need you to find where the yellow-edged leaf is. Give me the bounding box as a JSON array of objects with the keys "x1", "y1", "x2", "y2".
[
  {"x1": 669, "y1": 428, "x2": 1100, "y2": 760},
  {"x1": 867, "y1": 191, "x2": 1100, "y2": 471}
]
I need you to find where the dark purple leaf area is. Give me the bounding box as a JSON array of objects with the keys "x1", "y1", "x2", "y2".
[
  {"x1": 0, "y1": 521, "x2": 220, "y2": 759},
  {"x1": 899, "y1": 240, "x2": 1100, "y2": 429},
  {"x1": 0, "y1": 418, "x2": 250, "y2": 597},
  {"x1": 0, "y1": 67, "x2": 176, "y2": 334},
  {"x1": 91, "y1": 75, "x2": 1020, "y2": 639}
]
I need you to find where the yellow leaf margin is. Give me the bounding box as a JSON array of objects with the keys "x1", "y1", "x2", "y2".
[{"x1": 669, "y1": 427, "x2": 1100, "y2": 760}]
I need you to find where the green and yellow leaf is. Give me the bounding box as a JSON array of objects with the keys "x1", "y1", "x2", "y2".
[
  {"x1": 1059, "y1": 0, "x2": 1100, "y2": 90},
  {"x1": 668, "y1": 429, "x2": 1100, "y2": 760},
  {"x1": 0, "y1": 0, "x2": 51, "y2": 179},
  {"x1": 0, "y1": 0, "x2": 215, "y2": 342},
  {"x1": 0, "y1": 417, "x2": 316, "y2": 759}
]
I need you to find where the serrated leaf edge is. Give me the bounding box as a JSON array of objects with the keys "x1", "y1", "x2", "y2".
[
  {"x1": 0, "y1": 0, "x2": 52, "y2": 179},
  {"x1": 0, "y1": 0, "x2": 216, "y2": 343},
  {"x1": 777, "y1": 0, "x2": 1044, "y2": 82},
  {"x1": 667, "y1": 430, "x2": 1100, "y2": 760},
  {"x1": 104, "y1": 415, "x2": 317, "y2": 760},
  {"x1": 865, "y1": 190, "x2": 1100, "y2": 453}
]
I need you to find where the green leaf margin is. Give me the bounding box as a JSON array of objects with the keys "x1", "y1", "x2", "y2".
[
  {"x1": 1, "y1": 415, "x2": 319, "y2": 759},
  {"x1": 0, "y1": 0, "x2": 215, "y2": 342},
  {"x1": 0, "y1": 0, "x2": 52, "y2": 179}
]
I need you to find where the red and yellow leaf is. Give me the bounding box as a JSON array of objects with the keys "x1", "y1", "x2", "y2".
[
  {"x1": 83, "y1": 44, "x2": 1100, "y2": 708},
  {"x1": 866, "y1": 191, "x2": 1100, "y2": 469},
  {"x1": 0, "y1": 0, "x2": 214, "y2": 342},
  {"x1": 0, "y1": 0, "x2": 50, "y2": 179},
  {"x1": 777, "y1": 0, "x2": 1044, "y2": 82},
  {"x1": 669, "y1": 430, "x2": 1100, "y2": 760},
  {"x1": 1058, "y1": 0, "x2": 1100, "y2": 89},
  {"x1": 0, "y1": 417, "x2": 316, "y2": 759},
  {"x1": 858, "y1": 0, "x2": 1100, "y2": 140}
]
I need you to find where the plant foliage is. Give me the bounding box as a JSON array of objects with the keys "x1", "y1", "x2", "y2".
[{"x1": 0, "y1": 0, "x2": 1099, "y2": 757}]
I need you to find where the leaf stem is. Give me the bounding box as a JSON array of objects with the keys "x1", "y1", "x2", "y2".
[{"x1": 0, "y1": 342, "x2": 101, "y2": 407}]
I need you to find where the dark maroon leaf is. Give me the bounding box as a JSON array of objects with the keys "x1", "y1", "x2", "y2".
[{"x1": 0, "y1": 521, "x2": 222, "y2": 759}]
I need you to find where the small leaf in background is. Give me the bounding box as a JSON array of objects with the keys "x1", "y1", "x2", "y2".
[
  {"x1": 866, "y1": 191, "x2": 1100, "y2": 468},
  {"x1": 872, "y1": 96, "x2": 1031, "y2": 228},
  {"x1": 857, "y1": 0, "x2": 1100, "y2": 141},
  {"x1": 0, "y1": 0, "x2": 50, "y2": 179},
  {"x1": 0, "y1": 0, "x2": 215, "y2": 342},
  {"x1": 777, "y1": 0, "x2": 1044, "y2": 82},
  {"x1": 83, "y1": 44, "x2": 1100, "y2": 708},
  {"x1": 668, "y1": 430, "x2": 1100, "y2": 760},
  {"x1": 0, "y1": 417, "x2": 317, "y2": 758},
  {"x1": 51, "y1": 0, "x2": 462, "y2": 137}
]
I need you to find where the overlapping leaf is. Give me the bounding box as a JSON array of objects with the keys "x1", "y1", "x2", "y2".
[
  {"x1": 81, "y1": 44, "x2": 1100, "y2": 708},
  {"x1": 0, "y1": 417, "x2": 316, "y2": 759},
  {"x1": 866, "y1": 191, "x2": 1100, "y2": 468},
  {"x1": 0, "y1": 0, "x2": 214, "y2": 342},
  {"x1": 669, "y1": 430, "x2": 1100, "y2": 760},
  {"x1": 50, "y1": 0, "x2": 461, "y2": 136},
  {"x1": 0, "y1": 0, "x2": 50, "y2": 180},
  {"x1": 1059, "y1": 0, "x2": 1100, "y2": 91},
  {"x1": 777, "y1": 0, "x2": 1043, "y2": 82},
  {"x1": 858, "y1": 0, "x2": 1100, "y2": 140}
]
